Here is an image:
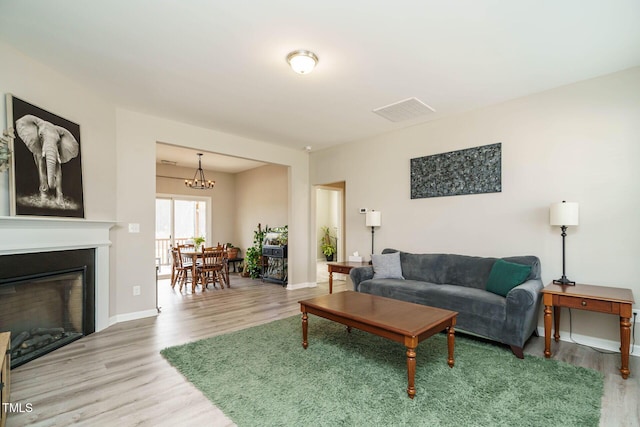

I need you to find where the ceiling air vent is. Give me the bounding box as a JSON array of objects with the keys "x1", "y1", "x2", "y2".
[{"x1": 373, "y1": 97, "x2": 436, "y2": 122}]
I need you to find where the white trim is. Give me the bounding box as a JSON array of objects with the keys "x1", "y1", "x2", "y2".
[
  {"x1": 536, "y1": 326, "x2": 640, "y2": 358},
  {"x1": 111, "y1": 309, "x2": 158, "y2": 324},
  {"x1": 0, "y1": 216, "x2": 115, "y2": 255},
  {"x1": 286, "y1": 281, "x2": 318, "y2": 290}
]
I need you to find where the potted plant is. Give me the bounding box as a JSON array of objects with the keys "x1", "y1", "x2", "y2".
[
  {"x1": 320, "y1": 226, "x2": 337, "y2": 262},
  {"x1": 192, "y1": 236, "x2": 206, "y2": 251},
  {"x1": 245, "y1": 224, "x2": 268, "y2": 279},
  {"x1": 226, "y1": 243, "x2": 240, "y2": 260}
]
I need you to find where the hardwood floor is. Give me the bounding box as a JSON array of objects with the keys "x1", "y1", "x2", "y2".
[{"x1": 6, "y1": 274, "x2": 639, "y2": 427}]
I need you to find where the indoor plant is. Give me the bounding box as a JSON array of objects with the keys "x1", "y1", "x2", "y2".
[
  {"x1": 320, "y1": 226, "x2": 337, "y2": 262},
  {"x1": 225, "y1": 243, "x2": 240, "y2": 260},
  {"x1": 245, "y1": 224, "x2": 267, "y2": 279},
  {"x1": 192, "y1": 236, "x2": 206, "y2": 251}
]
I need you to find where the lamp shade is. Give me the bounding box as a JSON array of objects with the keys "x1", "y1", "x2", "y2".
[
  {"x1": 365, "y1": 211, "x2": 381, "y2": 227},
  {"x1": 550, "y1": 201, "x2": 579, "y2": 226}
]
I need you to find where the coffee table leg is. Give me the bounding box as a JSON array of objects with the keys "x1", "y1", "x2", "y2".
[
  {"x1": 406, "y1": 346, "x2": 416, "y2": 399},
  {"x1": 302, "y1": 311, "x2": 308, "y2": 349},
  {"x1": 447, "y1": 326, "x2": 455, "y2": 368}
]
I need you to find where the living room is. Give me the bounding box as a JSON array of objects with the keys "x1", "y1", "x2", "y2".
[{"x1": 0, "y1": 2, "x2": 638, "y2": 426}]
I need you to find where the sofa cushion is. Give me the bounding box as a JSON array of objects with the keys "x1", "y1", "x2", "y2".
[
  {"x1": 357, "y1": 279, "x2": 507, "y2": 338},
  {"x1": 372, "y1": 251, "x2": 404, "y2": 280},
  {"x1": 486, "y1": 259, "x2": 532, "y2": 297},
  {"x1": 384, "y1": 249, "x2": 497, "y2": 289}
]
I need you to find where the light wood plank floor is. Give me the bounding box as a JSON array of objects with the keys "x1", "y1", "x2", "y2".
[{"x1": 6, "y1": 274, "x2": 639, "y2": 427}]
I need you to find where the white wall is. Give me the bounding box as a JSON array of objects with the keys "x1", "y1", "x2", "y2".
[
  {"x1": 0, "y1": 40, "x2": 313, "y2": 319},
  {"x1": 0, "y1": 41, "x2": 117, "y2": 219},
  {"x1": 115, "y1": 109, "x2": 312, "y2": 314},
  {"x1": 310, "y1": 67, "x2": 640, "y2": 345},
  {"x1": 0, "y1": 41, "x2": 119, "y2": 314},
  {"x1": 235, "y1": 164, "x2": 288, "y2": 253}
]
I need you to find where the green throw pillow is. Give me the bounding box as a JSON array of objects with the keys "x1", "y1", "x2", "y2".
[{"x1": 486, "y1": 259, "x2": 532, "y2": 297}]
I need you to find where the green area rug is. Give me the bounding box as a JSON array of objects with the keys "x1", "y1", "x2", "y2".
[{"x1": 161, "y1": 315, "x2": 603, "y2": 426}]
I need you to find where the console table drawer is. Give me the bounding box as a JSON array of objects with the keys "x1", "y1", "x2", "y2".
[
  {"x1": 331, "y1": 265, "x2": 352, "y2": 275},
  {"x1": 557, "y1": 296, "x2": 612, "y2": 313}
]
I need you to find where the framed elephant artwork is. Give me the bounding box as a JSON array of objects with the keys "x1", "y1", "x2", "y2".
[{"x1": 6, "y1": 94, "x2": 84, "y2": 218}]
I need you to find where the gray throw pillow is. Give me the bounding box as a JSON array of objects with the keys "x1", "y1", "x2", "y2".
[{"x1": 372, "y1": 251, "x2": 404, "y2": 280}]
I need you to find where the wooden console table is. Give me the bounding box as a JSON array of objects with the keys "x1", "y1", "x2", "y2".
[
  {"x1": 326, "y1": 261, "x2": 368, "y2": 294},
  {"x1": 541, "y1": 283, "x2": 634, "y2": 379}
]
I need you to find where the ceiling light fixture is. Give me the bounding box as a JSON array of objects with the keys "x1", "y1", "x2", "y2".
[
  {"x1": 185, "y1": 153, "x2": 215, "y2": 190},
  {"x1": 286, "y1": 50, "x2": 318, "y2": 74}
]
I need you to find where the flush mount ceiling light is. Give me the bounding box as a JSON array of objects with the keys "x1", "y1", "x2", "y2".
[
  {"x1": 185, "y1": 153, "x2": 215, "y2": 190},
  {"x1": 286, "y1": 50, "x2": 318, "y2": 74}
]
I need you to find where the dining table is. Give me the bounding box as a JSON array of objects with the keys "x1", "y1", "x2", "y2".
[{"x1": 180, "y1": 249, "x2": 230, "y2": 288}]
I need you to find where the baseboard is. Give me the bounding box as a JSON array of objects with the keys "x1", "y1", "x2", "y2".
[
  {"x1": 535, "y1": 326, "x2": 640, "y2": 358},
  {"x1": 109, "y1": 309, "x2": 159, "y2": 325},
  {"x1": 286, "y1": 282, "x2": 318, "y2": 291}
]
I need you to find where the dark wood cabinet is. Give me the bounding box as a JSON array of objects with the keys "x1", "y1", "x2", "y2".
[{"x1": 262, "y1": 245, "x2": 287, "y2": 285}]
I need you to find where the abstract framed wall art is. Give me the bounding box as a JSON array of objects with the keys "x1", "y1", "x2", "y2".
[
  {"x1": 410, "y1": 143, "x2": 501, "y2": 199},
  {"x1": 6, "y1": 94, "x2": 84, "y2": 217}
]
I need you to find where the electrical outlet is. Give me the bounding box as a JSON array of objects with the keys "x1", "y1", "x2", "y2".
[
  {"x1": 359, "y1": 208, "x2": 368, "y2": 214},
  {"x1": 133, "y1": 285, "x2": 141, "y2": 296}
]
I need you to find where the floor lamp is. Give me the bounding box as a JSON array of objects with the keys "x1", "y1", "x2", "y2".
[
  {"x1": 550, "y1": 201, "x2": 579, "y2": 285},
  {"x1": 365, "y1": 210, "x2": 381, "y2": 256}
]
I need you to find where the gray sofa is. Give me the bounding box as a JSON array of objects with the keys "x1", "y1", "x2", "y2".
[{"x1": 349, "y1": 249, "x2": 543, "y2": 358}]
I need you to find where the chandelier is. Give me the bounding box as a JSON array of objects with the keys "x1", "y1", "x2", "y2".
[{"x1": 185, "y1": 153, "x2": 215, "y2": 190}]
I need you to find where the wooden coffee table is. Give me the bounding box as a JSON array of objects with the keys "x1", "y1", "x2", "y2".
[{"x1": 299, "y1": 291, "x2": 457, "y2": 398}]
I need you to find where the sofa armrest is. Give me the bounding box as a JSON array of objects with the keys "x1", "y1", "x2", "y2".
[
  {"x1": 506, "y1": 279, "x2": 542, "y2": 308},
  {"x1": 349, "y1": 266, "x2": 374, "y2": 291},
  {"x1": 503, "y1": 278, "x2": 544, "y2": 347}
]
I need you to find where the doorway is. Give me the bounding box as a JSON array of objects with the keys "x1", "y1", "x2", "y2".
[
  {"x1": 314, "y1": 182, "x2": 345, "y2": 283},
  {"x1": 155, "y1": 194, "x2": 212, "y2": 277}
]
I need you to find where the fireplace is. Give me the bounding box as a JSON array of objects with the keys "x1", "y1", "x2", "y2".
[
  {"x1": 0, "y1": 249, "x2": 96, "y2": 368},
  {"x1": 0, "y1": 216, "x2": 113, "y2": 351}
]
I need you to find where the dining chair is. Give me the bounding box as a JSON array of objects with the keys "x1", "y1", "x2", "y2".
[
  {"x1": 171, "y1": 248, "x2": 193, "y2": 292},
  {"x1": 197, "y1": 247, "x2": 227, "y2": 290},
  {"x1": 177, "y1": 246, "x2": 194, "y2": 268}
]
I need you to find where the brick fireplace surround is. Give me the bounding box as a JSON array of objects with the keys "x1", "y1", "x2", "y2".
[{"x1": 0, "y1": 216, "x2": 114, "y2": 333}]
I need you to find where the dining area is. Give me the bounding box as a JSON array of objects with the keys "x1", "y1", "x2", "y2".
[{"x1": 170, "y1": 244, "x2": 233, "y2": 293}]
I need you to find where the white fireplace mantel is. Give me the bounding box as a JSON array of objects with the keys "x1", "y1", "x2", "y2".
[
  {"x1": 0, "y1": 216, "x2": 114, "y2": 255},
  {"x1": 0, "y1": 215, "x2": 115, "y2": 331}
]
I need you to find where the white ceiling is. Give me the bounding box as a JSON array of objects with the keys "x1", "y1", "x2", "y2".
[{"x1": 1, "y1": 0, "x2": 639, "y2": 159}]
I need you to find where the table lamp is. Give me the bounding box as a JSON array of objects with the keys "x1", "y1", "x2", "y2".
[
  {"x1": 550, "y1": 201, "x2": 579, "y2": 285},
  {"x1": 365, "y1": 210, "x2": 381, "y2": 255}
]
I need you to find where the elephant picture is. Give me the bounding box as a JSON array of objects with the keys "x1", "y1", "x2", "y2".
[
  {"x1": 7, "y1": 95, "x2": 84, "y2": 218},
  {"x1": 16, "y1": 115, "x2": 79, "y2": 205}
]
